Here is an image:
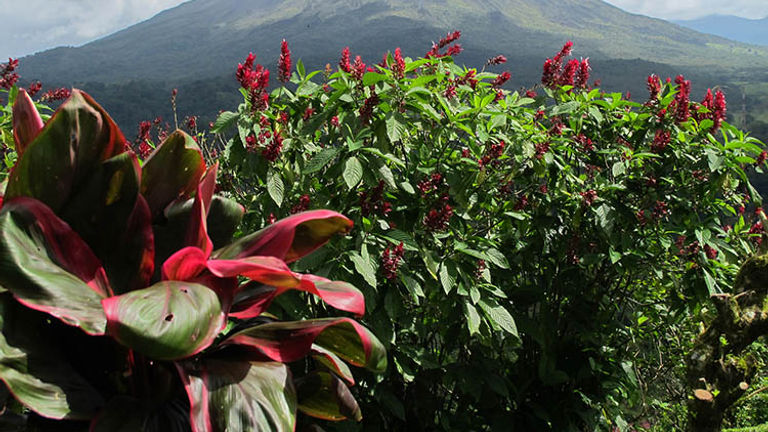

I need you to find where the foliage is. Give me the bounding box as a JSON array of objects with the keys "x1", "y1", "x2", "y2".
[
  {"x1": 0, "y1": 88, "x2": 385, "y2": 431},
  {"x1": 215, "y1": 38, "x2": 767, "y2": 430}
]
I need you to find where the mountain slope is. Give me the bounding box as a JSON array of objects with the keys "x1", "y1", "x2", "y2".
[
  {"x1": 18, "y1": 0, "x2": 768, "y2": 85},
  {"x1": 673, "y1": 15, "x2": 768, "y2": 46}
]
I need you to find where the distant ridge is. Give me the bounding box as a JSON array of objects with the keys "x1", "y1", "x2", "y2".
[{"x1": 673, "y1": 15, "x2": 768, "y2": 46}]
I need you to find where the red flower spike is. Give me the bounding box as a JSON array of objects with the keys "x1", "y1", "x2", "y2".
[
  {"x1": 339, "y1": 47, "x2": 352, "y2": 73},
  {"x1": 12, "y1": 88, "x2": 44, "y2": 157},
  {"x1": 278, "y1": 39, "x2": 292, "y2": 82}
]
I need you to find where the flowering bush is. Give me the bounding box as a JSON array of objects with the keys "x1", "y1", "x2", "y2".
[
  {"x1": 213, "y1": 35, "x2": 767, "y2": 430},
  {"x1": 0, "y1": 89, "x2": 385, "y2": 431}
]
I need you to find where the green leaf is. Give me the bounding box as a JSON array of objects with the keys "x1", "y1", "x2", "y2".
[
  {"x1": 296, "y1": 371, "x2": 361, "y2": 421},
  {"x1": 343, "y1": 157, "x2": 363, "y2": 190},
  {"x1": 0, "y1": 295, "x2": 104, "y2": 420},
  {"x1": 379, "y1": 230, "x2": 418, "y2": 251},
  {"x1": 304, "y1": 147, "x2": 341, "y2": 174},
  {"x1": 267, "y1": 169, "x2": 284, "y2": 207},
  {"x1": 102, "y1": 281, "x2": 224, "y2": 360},
  {"x1": 485, "y1": 248, "x2": 510, "y2": 269},
  {"x1": 551, "y1": 101, "x2": 580, "y2": 115},
  {"x1": 362, "y1": 72, "x2": 387, "y2": 87},
  {"x1": 401, "y1": 275, "x2": 424, "y2": 301},
  {"x1": 478, "y1": 298, "x2": 518, "y2": 336},
  {"x1": 207, "y1": 195, "x2": 244, "y2": 249},
  {"x1": 465, "y1": 303, "x2": 482, "y2": 336},
  {"x1": 179, "y1": 360, "x2": 297, "y2": 432},
  {"x1": 439, "y1": 262, "x2": 458, "y2": 294},
  {"x1": 386, "y1": 113, "x2": 406, "y2": 143},
  {"x1": 350, "y1": 252, "x2": 377, "y2": 288},
  {"x1": 212, "y1": 111, "x2": 239, "y2": 134}
]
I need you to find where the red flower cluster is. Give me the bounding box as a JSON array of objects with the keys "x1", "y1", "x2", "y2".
[
  {"x1": 426, "y1": 30, "x2": 462, "y2": 59},
  {"x1": 303, "y1": 107, "x2": 315, "y2": 120},
  {"x1": 478, "y1": 140, "x2": 505, "y2": 167},
  {"x1": 474, "y1": 259, "x2": 487, "y2": 280},
  {"x1": 424, "y1": 196, "x2": 453, "y2": 232},
  {"x1": 651, "y1": 129, "x2": 670, "y2": 153},
  {"x1": 381, "y1": 242, "x2": 405, "y2": 279},
  {"x1": 417, "y1": 172, "x2": 445, "y2": 197},
  {"x1": 360, "y1": 180, "x2": 392, "y2": 218},
  {"x1": 339, "y1": 47, "x2": 352, "y2": 73},
  {"x1": 750, "y1": 221, "x2": 764, "y2": 246},
  {"x1": 352, "y1": 55, "x2": 366, "y2": 81},
  {"x1": 456, "y1": 69, "x2": 478, "y2": 89},
  {"x1": 278, "y1": 39, "x2": 292, "y2": 83},
  {"x1": 574, "y1": 134, "x2": 593, "y2": 152},
  {"x1": 359, "y1": 88, "x2": 379, "y2": 125},
  {"x1": 392, "y1": 47, "x2": 406, "y2": 80},
  {"x1": 491, "y1": 71, "x2": 511, "y2": 88},
  {"x1": 646, "y1": 74, "x2": 662, "y2": 101},
  {"x1": 486, "y1": 55, "x2": 507, "y2": 66},
  {"x1": 672, "y1": 75, "x2": 691, "y2": 123},
  {"x1": 236, "y1": 53, "x2": 270, "y2": 111},
  {"x1": 290, "y1": 194, "x2": 311, "y2": 214},
  {"x1": 580, "y1": 189, "x2": 597, "y2": 206},
  {"x1": 704, "y1": 244, "x2": 718, "y2": 260},
  {"x1": 444, "y1": 83, "x2": 457, "y2": 99},
  {"x1": 39, "y1": 87, "x2": 71, "y2": 102},
  {"x1": 186, "y1": 115, "x2": 197, "y2": 131},
  {"x1": 0, "y1": 58, "x2": 19, "y2": 89},
  {"x1": 514, "y1": 195, "x2": 529, "y2": 211},
  {"x1": 653, "y1": 200, "x2": 669, "y2": 220},
  {"x1": 541, "y1": 42, "x2": 591, "y2": 89},
  {"x1": 261, "y1": 134, "x2": 284, "y2": 162},
  {"x1": 330, "y1": 115, "x2": 340, "y2": 128},
  {"x1": 27, "y1": 81, "x2": 42, "y2": 97},
  {"x1": 534, "y1": 141, "x2": 550, "y2": 159},
  {"x1": 698, "y1": 88, "x2": 727, "y2": 132},
  {"x1": 135, "y1": 120, "x2": 153, "y2": 159},
  {"x1": 756, "y1": 151, "x2": 767, "y2": 166}
]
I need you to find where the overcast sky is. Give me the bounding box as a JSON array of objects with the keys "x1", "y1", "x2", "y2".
[{"x1": 1, "y1": 0, "x2": 767, "y2": 60}]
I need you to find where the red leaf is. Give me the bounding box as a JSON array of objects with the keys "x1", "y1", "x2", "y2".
[
  {"x1": 12, "y1": 89, "x2": 43, "y2": 157},
  {"x1": 229, "y1": 284, "x2": 279, "y2": 319},
  {"x1": 213, "y1": 210, "x2": 353, "y2": 263},
  {"x1": 298, "y1": 274, "x2": 365, "y2": 316},
  {"x1": 162, "y1": 247, "x2": 208, "y2": 281},
  {"x1": 183, "y1": 164, "x2": 217, "y2": 256}
]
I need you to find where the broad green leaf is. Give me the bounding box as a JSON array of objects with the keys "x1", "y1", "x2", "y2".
[
  {"x1": 296, "y1": 371, "x2": 361, "y2": 421},
  {"x1": 350, "y1": 252, "x2": 377, "y2": 288},
  {"x1": 103, "y1": 281, "x2": 224, "y2": 360},
  {"x1": 211, "y1": 111, "x2": 239, "y2": 134},
  {"x1": 141, "y1": 130, "x2": 205, "y2": 219},
  {"x1": 386, "y1": 113, "x2": 406, "y2": 143},
  {"x1": 378, "y1": 230, "x2": 418, "y2": 251},
  {"x1": 478, "y1": 298, "x2": 518, "y2": 336},
  {"x1": 0, "y1": 295, "x2": 104, "y2": 420},
  {"x1": 362, "y1": 72, "x2": 387, "y2": 86},
  {"x1": 311, "y1": 345, "x2": 355, "y2": 385},
  {"x1": 0, "y1": 198, "x2": 108, "y2": 335},
  {"x1": 439, "y1": 262, "x2": 458, "y2": 294},
  {"x1": 267, "y1": 169, "x2": 284, "y2": 207},
  {"x1": 551, "y1": 101, "x2": 580, "y2": 115},
  {"x1": 343, "y1": 157, "x2": 363, "y2": 190},
  {"x1": 179, "y1": 360, "x2": 296, "y2": 432},
  {"x1": 485, "y1": 248, "x2": 510, "y2": 269},
  {"x1": 304, "y1": 147, "x2": 341, "y2": 174},
  {"x1": 5, "y1": 90, "x2": 126, "y2": 212},
  {"x1": 207, "y1": 195, "x2": 245, "y2": 249},
  {"x1": 465, "y1": 303, "x2": 482, "y2": 336}
]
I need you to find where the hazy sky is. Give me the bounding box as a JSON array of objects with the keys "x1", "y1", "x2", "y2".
[{"x1": 1, "y1": 0, "x2": 767, "y2": 60}]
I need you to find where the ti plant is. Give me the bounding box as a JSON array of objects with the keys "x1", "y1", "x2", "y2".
[{"x1": 0, "y1": 88, "x2": 386, "y2": 431}]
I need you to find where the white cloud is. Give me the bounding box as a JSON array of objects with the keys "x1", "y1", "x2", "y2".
[
  {"x1": 603, "y1": 0, "x2": 768, "y2": 20},
  {"x1": 0, "y1": 0, "x2": 188, "y2": 59}
]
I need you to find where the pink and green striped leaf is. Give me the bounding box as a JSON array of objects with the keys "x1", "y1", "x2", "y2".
[
  {"x1": 5, "y1": 90, "x2": 127, "y2": 213},
  {"x1": 177, "y1": 359, "x2": 296, "y2": 432},
  {"x1": 222, "y1": 318, "x2": 387, "y2": 372},
  {"x1": 140, "y1": 131, "x2": 205, "y2": 220},
  {"x1": 11, "y1": 88, "x2": 43, "y2": 157},
  {"x1": 102, "y1": 281, "x2": 224, "y2": 360},
  {"x1": 213, "y1": 210, "x2": 353, "y2": 263},
  {"x1": 0, "y1": 198, "x2": 108, "y2": 335}
]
